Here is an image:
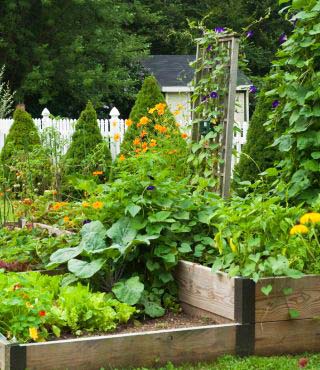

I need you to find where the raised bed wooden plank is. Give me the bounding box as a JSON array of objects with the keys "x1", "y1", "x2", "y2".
[
  {"x1": 0, "y1": 335, "x2": 10, "y2": 370},
  {"x1": 22, "y1": 324, "x2": 237, "y2": 370},
  {"x1": 255, "y1": 275, "x2": 320, "y2": 322},
  {"x1": 32, "y1": 223, "x2": 74, "y2": 236},
  {"x1": 255, "y1": 318, "x2": 320, "y2": 355},
  {"x1": 175, "y1": 261, "x2": 235, "y2": 321}
]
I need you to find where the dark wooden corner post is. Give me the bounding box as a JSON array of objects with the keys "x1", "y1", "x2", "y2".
[{"x1": 234, "y1": 277, "x2": 255, "y2": 356}]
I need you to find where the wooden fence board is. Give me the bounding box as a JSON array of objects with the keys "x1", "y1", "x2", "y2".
[
  {"x1": 255, "y1": 318, "x2": 320, "y2": 355},
  {"x1": 23, "y1": 324, "x2": 237, "y2": 370},
  {"x1": 175, "y1": 261, "x2": 235, "y2": 320},
  {"x1": 255, "y1": 275, "x2": 320, "y2": 322}
]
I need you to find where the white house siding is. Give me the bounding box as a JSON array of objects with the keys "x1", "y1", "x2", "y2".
[
  {"x1": 163, "y1": 87, "x2": 250, "y2": 170},
  {"x1": 164, "y1": 91, "x2": 192, "y2": 128}
]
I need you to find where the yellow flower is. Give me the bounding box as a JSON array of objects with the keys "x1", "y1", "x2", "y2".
[
  {"x1": 139, "y1": 116, "x2": 149, "y2": 125},
  {"x1": 140, "y1": 130, "x2": 147, "y2": 138},
  {"x1": 229, "y1": 238, "x2": 237, "y2": 253},
  {"x1": 119, "y1": 154, "x2": 126, "y2": 161},
  {"x1": 148, "y1": 108, "x2": 156, "y2": 114},
  {"x1": 29, "y1": 327, "x2": 38, "y2": 340},
  {"x1": 25, "y1": 302, "x2": 34, "y2": 309},
  {"x1": 52, "y1": 202, "x2": 67, "y2": 211},
  {"x1": 290, "y1": 224, "x2": 309, "y2": 235},
  {"x1": 114, "y1": 133, "x2": 120, "y2": 142},
  {"x1": 112, "y1": 120, "x2": 117, "y2": 127},
  {"x1": 154, "y1": 124, "x2": 167, "y2": 133},
  {"x1": 155, "y1": 103, "x2": 166, "y2": 115},
  {"x1": 133, "y1": 138, "x2": 141, "y2": 146},
  {"x1": 150, "y1": 139, "x2": 157, "y2": 147},
  {"x1": 82, "y1": 201, "x2": 90, "y2": 208},
  {"x1": 177, "y1": 104, "x2": 184, "y2": 110},
  {"x1": 173, "y1": 110, "x2": 181, "y2": 116},
  {"x1": 300, "y1": 212, "x2": 320, "y2": 225},
  {"x1": 92, "y1": 201, "x2": 103, "y2": 209},
  {"x1": 63, "y1": 216, "x2": 70, "y2": 223},
  {"x1": 125, "y1": 119, "x2": 133, "y2": 127}
]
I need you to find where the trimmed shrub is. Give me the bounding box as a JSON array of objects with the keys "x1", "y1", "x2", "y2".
[
  {"x1": 1, "y1": 108, "x2": 51, "y2": 196},
  {"x1": 1, "y1": 108, "x2": 40, "y2": 163},
  {"x1": 121, "y1": 76, "x2": 176, "y2": 153},
  {"x1": 64, "y1": 101, "x2": 112, "y2": 177},
  {"x1": 115, "y1": 99, "x2": 190, "y2": 180},
  {"x1": 234, "y1": 81, "x2": 280, "y2": 184}
]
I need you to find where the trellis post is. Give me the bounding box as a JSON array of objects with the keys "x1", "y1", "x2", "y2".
[
  {"x1": 192, "y1": 34, "x2": 239, "y2": 198},
  {"x1": 220, "y1": 35, "x2": 239, "y2": 198}
]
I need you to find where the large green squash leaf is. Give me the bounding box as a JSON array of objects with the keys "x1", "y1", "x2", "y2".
[
  {"x1": 50, "y1": 246, "x2": 83, "y2": 264},
  {"x1": 80, "y1": 221, "x2": 108, "y2": 253},
  {"x1": 68, "y1": 258, "x2": 105, "y2": 278},
  {"x1": 112, "y1": 276, "x2": 144, "y2": 305},
  {"x1": 106, "y1": 217, "x2": 137, "y2": 252}
]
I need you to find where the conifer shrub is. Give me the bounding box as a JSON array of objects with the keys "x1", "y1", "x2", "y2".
[
  {"x1": 64, "y1": 101, "x2": 112, "y2": 178},
  {"x1": 121, "y1": 76, "x2": 178, "y2": 153},
  {"x1": 1, "y1": 108, "x2": 51, "y2": 196},
  {"x1": 234, "y1": 81, "x2": 280, "y2": 184},
  {"x1": 115, "y1": 100, "x2": 190, "y2": 180},
  {"x1": 1, "y1": 108, "x2": 40, "y2": 162}
]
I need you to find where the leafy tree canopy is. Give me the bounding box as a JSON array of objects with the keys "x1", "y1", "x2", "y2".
[{"x1": 0, "y1": 0, "x2": 148, "y2": 117}]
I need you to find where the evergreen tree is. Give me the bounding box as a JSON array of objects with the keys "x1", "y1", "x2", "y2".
[
  {"x1": 234, "y1": 81, "x2": 280, "y2": 183},
  {"x1": 1, "y1": 108, "x2": 40, "y2": 163},
  {"x1": 121, "y1": 76, "x2": 175, "y2": 153},
  {"x1": 64, "y1": 101, "x2": 112, "y2": 176},
  {"x1": 1, "y1": 107, "x2": 51, "y2": 195}
]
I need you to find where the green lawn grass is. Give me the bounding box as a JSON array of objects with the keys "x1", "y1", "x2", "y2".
[{"x1": 132, "y1": 354, "x2": 320, "y2": 370}]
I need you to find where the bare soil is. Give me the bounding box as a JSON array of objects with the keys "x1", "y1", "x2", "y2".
[{"x1": 56, "y1": 311, "x2": 217, "y2": 341}]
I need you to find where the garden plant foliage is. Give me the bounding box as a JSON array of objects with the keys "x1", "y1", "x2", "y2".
[
  {"x1": 267, "y1": 0, "x2": 320, "y2": 204},
  {"x1": 234, "y1": 80, "x2": 281, "y2": 185}
]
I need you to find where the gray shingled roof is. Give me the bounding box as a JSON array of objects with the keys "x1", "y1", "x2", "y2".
[{"x1": 141, "y1": 55, "x2": 251, "y2": 88}]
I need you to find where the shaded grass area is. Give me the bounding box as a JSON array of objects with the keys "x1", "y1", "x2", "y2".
[{"x1": 131, "y1": 354, "x2": 320, "y2": 370}]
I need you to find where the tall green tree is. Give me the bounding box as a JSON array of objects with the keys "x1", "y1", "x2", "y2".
[
  {"x1": 130, "y1": 0, "x2": 290, "y2": 76},
  {"x1": 0, "y1": 0, "x2": 148, "y2": 117}
]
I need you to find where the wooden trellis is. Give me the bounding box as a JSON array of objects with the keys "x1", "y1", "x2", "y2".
[{"x1": 192, "y1": 34, "x2": 239, "y2": 198}]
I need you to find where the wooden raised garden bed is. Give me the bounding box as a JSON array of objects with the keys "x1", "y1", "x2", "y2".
[
  {"x1": 2, "y1": 245, "x2": 320, "y2": 369},
  {"x1": 176, "y1": 260, "x2": 320, "y2": 356}
]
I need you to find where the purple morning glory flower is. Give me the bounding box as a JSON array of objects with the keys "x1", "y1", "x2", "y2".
[
  {"x1": 210, "y1": 91, "x2": 218, "y2": 99},
  {"x1": 83, "y1": 219, "x2": 92, "y2": 225},
  {"x1": 246, "y1": 30, "x2": 254, "y2": 38},
  {"x1": 279, "y1": 33, "x2": 287, "y2": 44},
  {"x1": 201, "y1": 95, "x2": 208, "y2": 102},
  {"x1": 214, "y1": 27, "x2": 225, "y2": 34},
  {"x1": 147, "y1": 185, "x2": 156, "y2": 191},
  {"x1": 206, "y1": 45, "x2": 213, "y2": 52},
  {"x1": 249, "y1": 85, "x2": 257, "y2": 94},
  {"x1": 272, "y1": 100, "x2": 280, "y2": 109}
]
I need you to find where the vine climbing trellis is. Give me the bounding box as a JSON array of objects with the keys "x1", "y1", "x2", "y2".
[{"x1": 190, "y1": 27, "x2": 239, "y2": 198}]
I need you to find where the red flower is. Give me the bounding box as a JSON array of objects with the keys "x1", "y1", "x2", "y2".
[
  {"x1": 39, "y1": 310, "x2": 46, "y2": 317},
  {"x1": 298, "y1": 358, "x2": 308, "y2": 368}
]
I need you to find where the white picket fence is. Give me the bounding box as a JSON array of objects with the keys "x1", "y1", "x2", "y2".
[
  {"x1": 0, "y1": 107, "x2": 248, "y2": 169},
  {"x1": 0, "y1": 107, "x2": 126, "y2": 159}
]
